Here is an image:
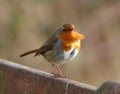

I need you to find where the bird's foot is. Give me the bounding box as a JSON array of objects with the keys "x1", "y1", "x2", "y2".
[{"x1": 51, "y1": 72, "x2": 66, "y2": 78}]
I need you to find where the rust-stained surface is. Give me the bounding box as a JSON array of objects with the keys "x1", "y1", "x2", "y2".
[{"x1": 0, "y1": 59, "x2": 96, "y2": 94}]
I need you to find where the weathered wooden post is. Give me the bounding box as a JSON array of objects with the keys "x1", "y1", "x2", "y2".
[
  {"x1": 0, "y1": 59, "x2": 96, "y2": 94},
  {"x1": 0, "y1": 59, "x2": 120, "y2": 94}
]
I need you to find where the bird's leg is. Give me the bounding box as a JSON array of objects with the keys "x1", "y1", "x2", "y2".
[{"x1": 52, "y1": 64, "x2": 63, "y2": 77}]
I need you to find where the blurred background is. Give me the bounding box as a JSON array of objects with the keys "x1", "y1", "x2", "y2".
[{"x1": 0, "y1": 0, "x2": 120, "y2": 86}]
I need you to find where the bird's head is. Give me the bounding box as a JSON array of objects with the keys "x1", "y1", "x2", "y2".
[{"x1": 58, "y1": 24, "x2": 85, "y2": 43}]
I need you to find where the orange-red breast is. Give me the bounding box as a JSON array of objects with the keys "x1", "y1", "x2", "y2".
[{"x1": 20, "y1": 23, "x2": 84, "y2": 77}]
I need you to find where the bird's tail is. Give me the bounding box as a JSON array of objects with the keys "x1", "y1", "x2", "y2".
[{"x1": 20, "y1": 49, "x2": 39, "y2": 57}]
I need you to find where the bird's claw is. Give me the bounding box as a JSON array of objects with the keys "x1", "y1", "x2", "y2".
[{"x1": 51, "y1": 72, "x2": 66, "y2": 78}]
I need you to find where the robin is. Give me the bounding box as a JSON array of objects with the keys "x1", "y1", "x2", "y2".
[{"x1": 20, "y1": 23, "x2": 84, "y2": 77}]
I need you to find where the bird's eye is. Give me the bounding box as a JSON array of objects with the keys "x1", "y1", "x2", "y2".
[{"x1": 63, "y1": 28, "x2": 65, "y2": 32}]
